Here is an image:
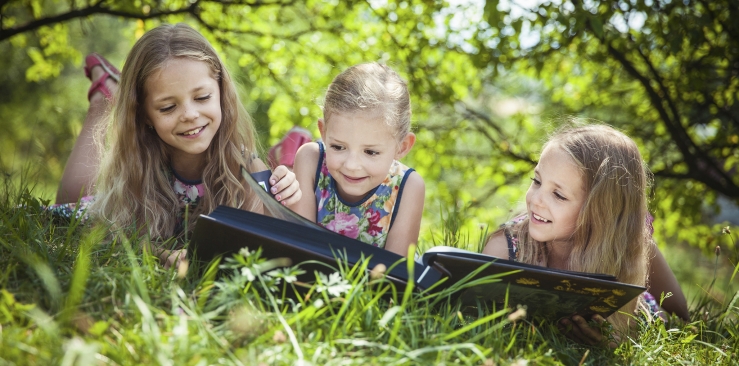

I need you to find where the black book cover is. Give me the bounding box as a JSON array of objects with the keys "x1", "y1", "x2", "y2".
[
  {"x1": 421, "y1": 247, "x2": 646, "y2": 320},
  {"x1": 190, "y1": 166, "x2": 645, "y2": 320},
  {"x1": 189, "y1": 167, "x2": 443, "y2": 291}
]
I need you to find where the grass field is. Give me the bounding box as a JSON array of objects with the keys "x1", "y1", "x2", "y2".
[{"x1": 1, "y1": 184, "x2": 737, "y2": 365}]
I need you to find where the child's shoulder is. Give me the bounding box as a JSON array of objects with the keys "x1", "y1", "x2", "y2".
[
  {"x1": 294, "y1": 141, "x2": 321, "y2": 163},
  {"x1": 293, "y1": 141, "x2": 322, "y2": 184}
]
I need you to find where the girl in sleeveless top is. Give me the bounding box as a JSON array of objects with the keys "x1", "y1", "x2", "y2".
[
  {"x1": 290, "y1": 63, "x2": 425, "y2": 257},
  {"x1": 483, "y1": 123, "x2": 688, "y2": 347}
]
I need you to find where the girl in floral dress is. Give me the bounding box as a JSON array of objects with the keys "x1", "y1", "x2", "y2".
[
  {"x1": 50, "y1": 23, "x2": 301, "y2": 267},
  {"x1": 290, "y1": 63, "x2": 425, "y2": 257}
]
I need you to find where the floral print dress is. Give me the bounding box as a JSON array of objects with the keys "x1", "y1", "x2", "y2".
[
  {"x1": 314, "y1": 142, "x2": 414, "y2": 248},
  {"x1": 47, "y1": 170, "x2": 205, "y2": 228}
]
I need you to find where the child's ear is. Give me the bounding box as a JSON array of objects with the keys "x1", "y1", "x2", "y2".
[
  {"x1": 317, "y1": 118, "x2": 326, "y2": 140},
  {"x1": 395, "y1": 132, "x2": 416, "y2": 160}
]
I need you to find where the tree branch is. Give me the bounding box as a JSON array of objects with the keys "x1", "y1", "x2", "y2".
[{"x1": 0, "y1": 2, "x2": 197, "y2": 42}]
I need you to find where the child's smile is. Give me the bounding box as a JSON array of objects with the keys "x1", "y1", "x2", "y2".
[
  {"x1": 144, "y1": 58, "x2": 222, "y2": 179},
  {"x1": 321, "y1": 110, "x2": 400, "y2": 203},
  {"x1": 526, "y1": 145, "x2": 586, "y2": 246}
]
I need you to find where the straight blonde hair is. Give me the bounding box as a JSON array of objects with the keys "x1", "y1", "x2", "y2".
[
  {"x1": 509, "y1": 123, "x2": 652, "y2": 333},
  {"x1": 323, "y1": 62, "x2": 412, "y2": 141},
  {"x1": 91, "y1": 23, "x2": 260, "y2": 241}
]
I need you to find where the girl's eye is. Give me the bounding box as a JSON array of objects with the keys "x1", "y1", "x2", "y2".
[
  {"x1": 196, "y1": 94, "x2": 212, "y2": 101},
  {"x1": 530, "y1": 177, "x2": 541, "y2": 186},
  {"x1": 365, "y1": 149, "x2": 379, "y2": 156},
  {"x1": 159, "y1": 105, "x2": 175, "y2": 113},
  {"x1": 330, "y1": 144, "x2": 344, "y2": 151},
  {"x1": 554, "y1": 192, "x2": 567, "y2": 201}
]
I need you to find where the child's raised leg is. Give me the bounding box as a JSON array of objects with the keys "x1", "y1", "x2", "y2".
[{"x1": 56, "y1": 54, "x2": 119, "y2": 204}]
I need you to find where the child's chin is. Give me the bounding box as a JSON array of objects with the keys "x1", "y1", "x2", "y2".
[{"x1": 528, "y1": 231, "x2": 548, "y2": 243}]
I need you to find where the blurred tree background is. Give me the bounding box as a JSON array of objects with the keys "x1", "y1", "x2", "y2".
[{"x1": 1, "y1": 0, "x2": 737, "y2": 258}]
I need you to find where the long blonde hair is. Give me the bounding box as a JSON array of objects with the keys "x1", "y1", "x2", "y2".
[
  {"x1": 511, "y1": 124, "x2": 652, "y2": 332},
  {"x1": 91, "y1": 23, "x2": 260, "y2": 241}
]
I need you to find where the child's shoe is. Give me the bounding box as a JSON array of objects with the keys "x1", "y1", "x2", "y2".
[
  {"x1": 84, "y1": 53, "x2": 120, "y2": 101},
  {"x1": 268, "y1": 126, "x2": 313, "y2": 170}
]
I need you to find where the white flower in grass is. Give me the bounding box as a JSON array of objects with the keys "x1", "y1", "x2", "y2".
[
  {"x1": 241, "y1": 267, "x2": 255, "y2": 281},
  {"x1": 267, "y1": 269, "x2": 298, "y2": 284},
  {"x1": 238, "y1": 247, "x2": 251, "y2": 257},
  {"x1": 316, "y1": 272, "x2": 352, "y2": 297}
]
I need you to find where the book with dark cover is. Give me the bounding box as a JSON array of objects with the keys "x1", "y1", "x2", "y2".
[
  {"x1": 190, "y1": 166, "x2": 645, "y2": 320},
  {"x1": 421, "y1": 246, "x2": 646, "y2": 320},
  {"x1": 189, "y1": 167, "x2": 444, "y2": 291}
]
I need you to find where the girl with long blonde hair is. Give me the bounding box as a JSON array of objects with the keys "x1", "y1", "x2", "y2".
[
  {"x1": 483, "y1": 123, "x2": 687, "y2": 346},
  {"x1": 52, "y1": 23, "x2": 301, "y2": 266}
]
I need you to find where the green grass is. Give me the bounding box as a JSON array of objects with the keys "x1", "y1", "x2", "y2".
[{"x1": 0, "y1": 183, "x2": 738, "y2": 365}]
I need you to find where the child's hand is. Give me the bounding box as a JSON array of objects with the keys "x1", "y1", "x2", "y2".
[
  {"x1": 160, "y1": 248, "x2": 188, "y2": 271},
  {"x1": 558, "y1": 315, "x2": 619, "y2": 349},
  {"x1": 270, "y1": 165, "x2": 302, "y2": 206}
]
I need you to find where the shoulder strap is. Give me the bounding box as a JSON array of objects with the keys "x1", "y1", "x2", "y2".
[
  {"x1": 388, "y1": 167, "x2": 415, "y2": 229},
  {"x1": 504, "y1": 226, "x2": 518, "y2": 261},
  {"x1": 313, "y1": 141, "x2": 325, "y2": 192}
]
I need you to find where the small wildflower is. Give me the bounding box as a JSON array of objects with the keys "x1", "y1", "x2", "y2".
[
  {"x1": 715, "y1": 245, "x2": 721, "y2": 257},
  {"x1": 508, "y1": 308, "x2": 527, "y2": 322},
  {"x1": 272, "y1": 330, "x2": 286, "y2": 343},
  {"x1": 316, "y1": 272, "x2": 351, "y2": 297},
  {"x1": 177, "y1": 259, "x2": 189, "y2": 279},
  {"x1": 241, "y1": 267, "x2": 256, "y2": 281},
  {"x1": 370, "y1": 263, "x2": 387, "y2": 280},
  {"x1": 722, "y1": 226, "x2": 731, "y2": 235}
]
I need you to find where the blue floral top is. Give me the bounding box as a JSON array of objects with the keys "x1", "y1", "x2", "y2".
[
  {"x1": 47, "y1": 170, "x2": 205, "y2": 226},
  {"x1": 314, "y1": 142, "x2": 414, "y2": 248}
]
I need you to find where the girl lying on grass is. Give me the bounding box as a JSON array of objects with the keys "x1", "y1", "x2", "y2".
[
  {"x1": 50, "y1": 23, "x2": 301, "y2": 268},
  {"x1": 290, "y1": 63, "x2": 425, "y2": 257},
  {"x1": 483, "y1": 123, "x2": 688, "y2": 347}
]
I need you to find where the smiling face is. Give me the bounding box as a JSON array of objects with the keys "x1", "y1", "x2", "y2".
[
  {"x1": 526, "y1": 144, "x2": 586, "y2": 246},
  {"x1": 144, "y1": 58, "x2": 221, "y2": 175},
  {"x1": 320, "y1": 110, "x2": 411, "y2": 203}
]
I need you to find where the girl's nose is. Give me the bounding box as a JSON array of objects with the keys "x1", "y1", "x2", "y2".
[
  {"x1": 343, "y1": 151, "x2": 361, "y2": 170},
  {"x1": 529, "y1": 189, "x2": 544, "y2": 208},
  {"x1": 181, "y1": 103, "x2": 199, "y2": 121}
]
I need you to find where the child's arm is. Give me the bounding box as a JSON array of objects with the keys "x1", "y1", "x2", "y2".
[
  {"x1": 289, "y1": 142, "x2": 320, "y2": 221},
  {"x1": 647, "y1": 244, "x2": 690, "y2": 320},
  {"x1": 384, "y1": 172, "x2": 425, "y2": 257},
  {"x1": 482, "y1": 231, "x2": 510, "y2": 258}
]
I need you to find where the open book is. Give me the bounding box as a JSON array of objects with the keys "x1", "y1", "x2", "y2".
[
  {"x1": 190, "y1": 166, "x2": 645, "y2": 320},
  {"x1": 420, "y1": 246, "x2": 646, "y2": 320}
]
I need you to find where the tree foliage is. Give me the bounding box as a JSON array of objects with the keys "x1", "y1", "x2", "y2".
[
  {"x1": 1, "y1": 0, "x2": 736, "y2": 250},
  {"x1": 463, "y1": 0, "x2": 739, "y2": 249}
]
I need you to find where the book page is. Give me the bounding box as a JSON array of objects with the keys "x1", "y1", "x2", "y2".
[{"x1": 241, "y1": 166, "x2": 323, "y2": 230}]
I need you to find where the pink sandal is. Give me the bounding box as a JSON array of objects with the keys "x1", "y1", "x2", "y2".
[
  {"x1": 268, "y1": 126, "x2": 313, "y2": 170},
  {"x1": 85, "y1": 53, "x2": 120, "y2": 101}
]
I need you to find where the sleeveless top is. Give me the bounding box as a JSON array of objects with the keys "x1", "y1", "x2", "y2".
[
  {"x1": 498, "y1": 214, "x2": 665, "y2": 321},
  {"x1": 47, "y1": 169, "x2": 205, "y2": 228},
  {"x1": 314, "y1": 141, "x2": 414, "y2": 248}
]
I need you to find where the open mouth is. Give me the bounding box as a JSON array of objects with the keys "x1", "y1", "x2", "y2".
[
  {"x1": 532, "y1": 213, "x2": 551, "y2": 223},
  {"x1": 180, "y1": 125, "x2": 206, "y2": 136}
]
